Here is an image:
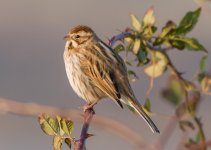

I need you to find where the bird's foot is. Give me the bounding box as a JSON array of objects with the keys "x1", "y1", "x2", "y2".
[{"x1": 83, "y1": 102, "x2": 97, "y2": 114}]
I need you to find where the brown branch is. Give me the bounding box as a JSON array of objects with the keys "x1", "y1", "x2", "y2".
[
  {"x1": 0, "y1": 98, "x2": 147, "y2": 149},
  {"x1": 75, "y1": 109, "x2": 94, "y2": 150}
]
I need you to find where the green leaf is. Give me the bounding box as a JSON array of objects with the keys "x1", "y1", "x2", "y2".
[
  {"x1": 170, "y1": 80, "x2": 185, "y2": 101},
  {"x1": 65, "y1": 138, "x2": 72, "y2": 149},
  {"x1": 144, "y1": 98, "x2": 151, "y2": 112},
  {"x1": 199, "y1": 55, "x2": 208, "y2": 72},
  {"x1": 126, "y1": 104, "x2": 136, "y2": 113},
  {"x1": 153, "y1": 37, "x2": 164, "y2": 46},
  {"x1": 127, "y1": 70, "x2": 135, "y2": 75},
  {"x1": 171, "y1": 36, "x2": 207, "y2": 52},
  {"x1": 143, "y1": 26, "x2": 157, "y2": 39},
  {"x1": 130, "y1": 14, "x2": 142, "y2": 32},
  {"x1": 183, "y1": 38, "x2": 206, "y2": 52},
  {"x1": 195, "y1": 131, "x2": 203, "y2": 143},
  {"x1": 60, "y1": 118, "x2": 74, "y2": 136},
  {"x1": 128, "y1": 70, "x2": 139, "y2": 82},
  {"x1": 170, "y1": 40, "x2": 185, "y2": 50},
  {"x1": 160, "y1": 21, "x2": 176, "y2": 38},
  {"x1": 38, "y1": 114, "x2": 59, "y2": 136},
  {"x1": 143, "y1": 7, "x2": 155, "y2": 26},
  {"x1": 126, "y1": 42, "x2": 134, "y2": 52},
  {"x1": 53, "y1": 136, "x2": 62, "y2": 150},
  {"x1": 176, "y1": 8, "x2": 201, "y2": 35},
  {"x1": 198, "y1": 73, "x2": 206, "y2": 82},
  {"x1": 137, "y1": 46, "x2": 149, "y2": 65},
  {"x1": 114, "y1": 44, "x2": 125, "y2": 52},
  {"x1": 154, "y1": 21, "x2": 175, "y2": 45},
  {"x1": 162, "y1": 75, "x2": 185, "y2": 106}
]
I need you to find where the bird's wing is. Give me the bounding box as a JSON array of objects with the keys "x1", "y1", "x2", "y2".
[
  {"x1": 80, "y1": 41, "x2": 126, "y2": 108},
  {"x1": 83, "y1": 58, "x2": 123, "y2": 108},
  {"x1": 97, "y1": 40, "x2": 136, "y2": 99},
  {"x1": 96, "y1": 42, "x2": 160, "y2": 133}
]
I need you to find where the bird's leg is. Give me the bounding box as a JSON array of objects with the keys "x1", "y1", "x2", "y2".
[{"x1": 83, "y1": 102, "x2": 97, "y2": 114}]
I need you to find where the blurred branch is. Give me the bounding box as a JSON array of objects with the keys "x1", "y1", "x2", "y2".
[
  {"x1": 206, "y1": 140, "x2": 211, "y2": 147},
  {"x1": 202, "y1": 92, "x2": 211, "y2": 95},
  {"x1": 194, "y1": 0, "x2": 211, "y2": 14},
  {"x1": 153, "y1": 116, "x2": 178, "y2": 150},
  {"x1": 0, "y1": 98, "x2": 147, "y2": 149},
  {"x1": 176, "y1": 132, "x2": 188, "y2": 150}
]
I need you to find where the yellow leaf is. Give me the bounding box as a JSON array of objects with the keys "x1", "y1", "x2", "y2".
[
  {"x1": 143, "y1": 7, "x2": 155, "y2": 26},
  {"x1": 155, "y1": 51, "x2": 168, "y2": 62},
  {"x1": 144, "y1": 61, "x2": 166, "y2": 78},
  {"x1": 201, "y1": 76, "x2": 211, "y2": 92},
  {"x1": 124, "y1": 36, "x2": 133, "y2": 43},
  {"x1": 60, "y1": 118, "x2": 74, "y2": 136},
  {"x1": 38, "y1": 114, "x2": 58, "y2": 136},
  {"x1": 144, "y1": 51, "x2": 168, "y2": 78},
  {"x1": 133, "y1": 38, "x2": 141, "y2": 54},
  {"x1": 130, "y1": 14, "x2": 142, "y2": 32}
]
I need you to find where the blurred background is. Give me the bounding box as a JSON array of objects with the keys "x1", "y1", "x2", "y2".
[{"x1": 0, "y1": 0, "x2": 211, "y2": 149}]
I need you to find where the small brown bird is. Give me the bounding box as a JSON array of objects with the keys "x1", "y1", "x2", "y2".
[{"x1": 63, "y1": 25, "x2": 159, "y2": 133}]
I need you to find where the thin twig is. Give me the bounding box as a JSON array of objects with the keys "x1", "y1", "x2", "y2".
[
  {"x1": 146, "y1": 76, "x2": 154, "y2": 98},
  {"x1": 194, "y1": 117, "x2": 207, "y2": 150},
  {"x1": 146, "y1": 41, "x2": 172, "y2": 52},
  {"x1": 145, "y1": 51, "x2": 156, "y2": 98},
  {"x1": 0, "y1": 98, "x2": 147, "y2": 149}
]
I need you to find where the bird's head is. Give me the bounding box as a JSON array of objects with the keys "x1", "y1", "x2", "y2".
[{"x1": 64, "y1": 25, "x2": 95, "y2": 49}]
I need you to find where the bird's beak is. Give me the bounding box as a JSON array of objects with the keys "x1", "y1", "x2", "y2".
[{"x1": 64, "y1": 35, "x2": 70, "y2": 41}]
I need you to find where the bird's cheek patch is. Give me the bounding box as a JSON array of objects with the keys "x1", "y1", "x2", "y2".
[{"x1": 71, "y1": 40, "x2": 79, "y2": 48}]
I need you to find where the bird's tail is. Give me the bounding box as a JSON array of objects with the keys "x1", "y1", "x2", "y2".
[{"x1": 129, "y1": 100, "x2": 160, "y2": 133}]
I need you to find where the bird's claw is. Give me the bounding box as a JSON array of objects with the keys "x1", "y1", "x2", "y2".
[{"x1": 83, "y1": 102, "x2": 97, "y2": 114}]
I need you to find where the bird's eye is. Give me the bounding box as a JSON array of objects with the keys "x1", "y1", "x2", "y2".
[{"x1": 75, "y1": 35, "x2": 80, "y2": 39}]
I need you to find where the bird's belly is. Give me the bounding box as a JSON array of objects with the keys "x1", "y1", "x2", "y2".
[{"x1": 64, "y1": 54, "x2": 104, "y2": 104}]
